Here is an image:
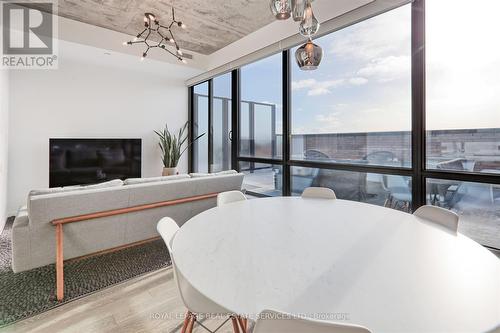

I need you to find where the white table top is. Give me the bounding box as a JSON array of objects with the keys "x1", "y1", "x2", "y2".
[{"x1": 173, "y1": 197, "x2": 500, "y2": 332}]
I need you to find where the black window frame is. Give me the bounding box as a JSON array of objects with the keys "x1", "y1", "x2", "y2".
[{"x1": 189, "y1": 0, "x2": 500, "y2": 250}]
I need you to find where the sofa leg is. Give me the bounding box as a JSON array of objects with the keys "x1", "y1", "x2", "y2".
[{"x1": 56, "y1": 224, "x2": 64, "y2": 301}]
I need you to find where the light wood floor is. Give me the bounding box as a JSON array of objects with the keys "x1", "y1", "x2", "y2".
[{"x1": 2, "y1": 268, "x2": 234, "y2": 333}]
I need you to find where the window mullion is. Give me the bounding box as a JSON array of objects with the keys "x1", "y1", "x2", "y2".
[
  {"x1": 411, "y1": 0, "x2": 426, "y2": 210},
  {"x1": 282, "y1": 50, "x2": 291, "y2": 196}
]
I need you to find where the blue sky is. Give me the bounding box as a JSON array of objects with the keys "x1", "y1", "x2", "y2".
[
  {"x1": 208, "y1": 1, "x2": 500, "y2": 135},
  {"x1": 237, "y1": 5, "x2": 411, "y2": 135}
]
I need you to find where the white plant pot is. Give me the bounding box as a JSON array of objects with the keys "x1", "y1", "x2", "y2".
[{"x1": 162, "y1": 167, "x2": 178, "y2": 176}]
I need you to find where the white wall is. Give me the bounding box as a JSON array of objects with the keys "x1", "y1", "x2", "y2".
[
  {"x1": 7, "y1": 40, "x2": 200, "y2": 214},
  {"x1": 0, "y1": 69, "x2": 9, "y2": 232}
]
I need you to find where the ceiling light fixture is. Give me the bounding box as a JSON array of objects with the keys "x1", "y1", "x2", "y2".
[
  {"x1": 295, "y1": 38, "x2": 323, "y2": 70},
  {"x1": 271, "y1": 0, "x2": 322, "y2": 70},
  {"x1": 123, "y1": 8, "x2": 187, "y2": 64},
  {"x1": 299, "y1": 0, "x2": 320, "y2": 36},
  {"x1": 291, "y1": 0, "x2": 309, "y2": 22},
  {"x1": 270, "y1": 0, "x2": 292, "y2": 20}
]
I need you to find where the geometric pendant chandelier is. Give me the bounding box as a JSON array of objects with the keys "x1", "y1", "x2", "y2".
[
  {"x1": 123, "y1": 8, "x2": 187, "y2": 64},
  {"x1": 270, "y1": 0, "x2": 323, "y2": 70}
]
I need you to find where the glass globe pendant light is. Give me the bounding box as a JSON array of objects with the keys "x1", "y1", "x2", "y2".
[
  {"x1": 291, "y1": 0, "x2": 306, "y2": 21},
  {"x1": 270, "y1": 0, "x2": 292, "y2": 20},
  {"x1": 299, "y1": 0, "x2": 320, "y2": 36},
  {"x1": 295, "y1": 38, "x2": 323, "y2": 70}
]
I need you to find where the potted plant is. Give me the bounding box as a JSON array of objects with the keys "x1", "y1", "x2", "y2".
[{"x1": 155, "y1": 122, "x2": 205, "y2": 176}]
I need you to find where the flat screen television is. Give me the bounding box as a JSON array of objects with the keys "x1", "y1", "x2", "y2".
[{"x1": 49, "y1": 138, "x2": 141, "y2": 187}]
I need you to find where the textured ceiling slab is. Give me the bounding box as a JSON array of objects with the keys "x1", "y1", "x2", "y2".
[{"x1": 22, "y1": 0, "x2": 275, "y2": 55}]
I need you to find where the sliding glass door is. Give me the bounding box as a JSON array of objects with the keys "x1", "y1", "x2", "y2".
[
  {"x1": 191, "y1": 73, "x2": 233, "y2": 173},
  {"x1": 212, "y1": 73, "x2": 232, "y2": 172},
  {"x1": 192, "y1": 82, "x2": 209, "y2": 173}
]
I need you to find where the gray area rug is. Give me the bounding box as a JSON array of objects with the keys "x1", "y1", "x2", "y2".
[{"x1": 0, "y1": 217, "x2": 171, "y2": 327}]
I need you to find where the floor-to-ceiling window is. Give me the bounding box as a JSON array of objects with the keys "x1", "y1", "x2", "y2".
[
  {"x1": 424, "y1": 0, "x2": 500, "y2": 248},
  {"x1": 289, "y1": 4, "x2": 412, "y2": 210},
  {"x1": 188, "y1": 0, "x2": 500, "y2": 250},
  {"x1": 238, "y1": 53, "x2": 283, "y2": 196}
]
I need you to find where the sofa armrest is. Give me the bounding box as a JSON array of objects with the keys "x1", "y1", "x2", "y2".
[{"x1": 12, "y1": 210, "x2": 31, "y2": 273}]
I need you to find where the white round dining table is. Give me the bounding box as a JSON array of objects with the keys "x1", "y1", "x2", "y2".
[{"x1": 173, "y1": 197, "x2": 500, "y2": 333}]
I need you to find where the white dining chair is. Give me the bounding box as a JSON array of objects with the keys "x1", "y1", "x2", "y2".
[
  {"x1": 413, "y1": 205, "x2": 459, "y2": 233},
  {"x1": 217, "y1": 190, "x2": 247, "y2": 207},
  {"x1": 157, "y1": 217, "x2": 247, "y2": 333},
  {"x1": 302, "y1": 187, "x2": 337, "y2": 199},
  {"x1": 253, "y1": 309, "x2": 372, "y2": 333}
]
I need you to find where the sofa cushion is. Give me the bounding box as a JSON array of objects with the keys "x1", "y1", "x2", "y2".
[
  {"x1": 27, "y1": 185, "x2": 81, "y2": 218},
  {"x1": 124, "y1": 174, "x2": 190, "y2": 185},
  {"x1": 80, "y1": 179, "x2": 124, "y2": 189},
  {"x1": 189, "y1": 173, "x2": 212, "y2": 178},
  {"x1": 215, "y1": 170, "x2": 237, "y2": 176},
  {"x1": 27, "y1": 180, "x2": 122, "y2": 215},
  {"x1": 190, "y1": 170, "x2": 238, "y2": 178},
  {"x1": 28, "y1": 185, "x2": 82, "y2": 197}
]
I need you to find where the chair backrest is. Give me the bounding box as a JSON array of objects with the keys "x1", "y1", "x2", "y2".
[
  {"x1": 304, "y1": 149, "x2": 331, "y2": 161},
  {"x1": 156, "y1": 217, "x2": 230, "y2": 316},
  {"x1": 413, "y1": 205, "x2": 459, "y2": 233},
  {"x1": 436, "y1": 158, "x2": 466, "y2": 171},
  {"x1": 217, "y1": 190, "x2": 247, "y2": 206},
  {"x1": 254, "y1": 309, "x2": 372, "y2": 333},
  {"x1": 302, "y1": 187, "x2": 337, "y2": 199},
  {"x1": 157, "y1": 217, "x2": 180, "y2": 252},
  {"x1": 382, "y1": 175, "x2": 410, "y2": 192}
]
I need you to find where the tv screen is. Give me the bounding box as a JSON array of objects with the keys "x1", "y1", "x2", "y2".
[{"x1": 49, "y1": 138, "x2": 141, "y2": 187}]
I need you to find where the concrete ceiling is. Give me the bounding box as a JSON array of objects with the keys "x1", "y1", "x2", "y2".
[{"x1": 23, "y1": 0, "x2": 275, "y2": 55}]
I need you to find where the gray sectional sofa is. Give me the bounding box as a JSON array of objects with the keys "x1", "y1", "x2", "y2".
[{"x1": 11, "y1": 171, "x2": 244, "y2": 273}]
